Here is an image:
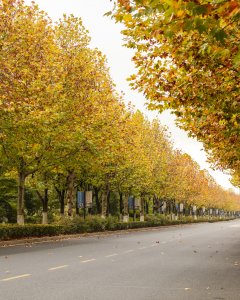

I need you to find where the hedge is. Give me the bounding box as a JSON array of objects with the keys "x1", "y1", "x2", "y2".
[{"x1": 0, "y1": 216, "x2": 235, "y2": 241}]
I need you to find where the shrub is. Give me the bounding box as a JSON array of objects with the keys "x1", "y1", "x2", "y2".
[
  {"x1": 0, "y1": 224, "x2": 63, "y2": 240},
  {"x1": 0, "y1": 215, "x2": 235, "y2": 241},
  {"x1": 86, "y1": 216, "x2": 107, "y2": 232}
]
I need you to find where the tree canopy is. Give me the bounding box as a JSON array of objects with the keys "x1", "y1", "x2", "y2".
[
  {"x1": 0, "y1": 0, "x2": 239, "y2": 224},
  {"x1": 111, "y1": 0, "x2": 240, "y2": 179}
]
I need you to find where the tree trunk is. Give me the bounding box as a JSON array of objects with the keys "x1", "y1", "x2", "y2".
[
  {"x1": 101, "y1": 191, "x2": 107, "y2": 219},
  {"x1": 123, "y1": 193, "x2": 129, "y2": 222},
  {"x1": 101, "y1": 183, "x2": 110, "y2": 218},
  {"x1": 42, "y1": 212, "x2": 47, "y2": 224},
  {"x1": 169, "y1": 200, "x2": 173, "y2": 214},
  {"x1": 66, "y1": 170, "x2": 76, "y2": 217},
  {"x1": 60, "y1": 191, "x2": 65, "y2": 216},
  {"x1": 119, "y1": 192, "x2": 123, "y2": 215},
  {"x1": 36, "y1": 188, "x2": 49, "y2": 224},
  {"x1": 145, "y1": 200, "x2": 149, "y2": 214},
  {"x1": 94, "y1": 187, "x2": 101, "y2": 214},
  {"x1": 76, "y1": 199, "x2": 80, "y2": 215},
  {"x1": 107, "y1": 190, "x2": 111, "y2": 216},
  {"x1": 17, "y1": 172, "x2": 25, "y2": 225},
  {"x1": 152, "y1": 196, "x2": 156, "y2": 214},
  {"x1": 140, "y1": 195, "x2": 145, "y2": 222},
  {"x1": 42, "y1": 189, "x2": 48, "y2": 224},
  {"x1": 55, "y1": 188, "x2": 65, "y2": 216}
]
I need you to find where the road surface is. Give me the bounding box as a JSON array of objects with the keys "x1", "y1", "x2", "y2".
[{"x1": 1, "y1": 219, "x2": 240, "y2": 300}]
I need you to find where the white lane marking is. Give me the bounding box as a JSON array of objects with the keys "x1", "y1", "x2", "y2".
[
  {"x1": 138, "y1": 246, "x2": 147, "y2": 250},
  {"x1": 1, "y1": 274, "x2": 31, "y2": 282},
  {"x1": 48, "y1": 265, "x2": 68, "y2": 271},
  {"x1": 78, "y1": 256, "x2": 83, "y2": 258},
  {"x1": 123, "y1": 249, "x2": 134, "y2": 254},
  {"x1": 150, "y1": 244, "x2": 158, "y2": 247},
  {"x1": 105, "y1": 253, "x2": 118, "y2": 258},
  {"x1": 229, "y1": 225, "x2": 240, "y2": 228},
  {"x1": 81, "y1": 259, "x2": 96, "y2": 263},
  {"x1": 161, "y1": 241, "x2": 167, "y2": 244}
]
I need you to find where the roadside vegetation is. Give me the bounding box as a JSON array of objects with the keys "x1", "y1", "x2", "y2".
[
  {"x1": 0, "y1": 215, "x2": 235, "y2": 241},
  {"x1": 0, "y1": 0, "x2": 239, "y2": 239}
]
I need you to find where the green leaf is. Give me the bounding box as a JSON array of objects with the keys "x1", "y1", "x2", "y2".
[
  {"x1": 211, "y1": 29, "x2": 227, "y2": 43},
  {"x1": 233, "y1": 50, "x2": 240, "y2": 67}
]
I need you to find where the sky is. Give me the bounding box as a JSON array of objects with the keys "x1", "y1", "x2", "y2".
[{"x1": 25, "y1": 0, "x2": 238, "y2": 193}]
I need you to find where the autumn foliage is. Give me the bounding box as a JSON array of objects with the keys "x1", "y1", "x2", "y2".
[
  {"x1": 111, "y1": 0, "x2": 240, "y2": 180},
  {"x1": 0, "y1": 0, "x2": 239, "y2": 224}
]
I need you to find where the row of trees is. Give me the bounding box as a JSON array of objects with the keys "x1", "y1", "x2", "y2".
[
  {"x1": 111, "y1": 0, "x2": 240, "y2": 181},
  {"x1": 0, "y1": 0, "x2": 239, "y2": 225}
]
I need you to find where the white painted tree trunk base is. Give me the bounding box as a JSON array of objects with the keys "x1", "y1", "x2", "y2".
[
  {"x1": 194, "y1": 215, "x2": 197, "y2": 220},
  {"x1": 123, "y1": 215, "x2": 129, "y2": 223},
  {"x1": 140, "y1": 215, "x2": 145, "y2": 222},
  {"x1": 101, "y1": 214, "x2": 106, "y2": 219},
  {"x1": 17, "y1": 214, "x2": 24, "y2": 225},
  {"x1": 42, "y1": 212, "x2": 48, "y2": 224}
]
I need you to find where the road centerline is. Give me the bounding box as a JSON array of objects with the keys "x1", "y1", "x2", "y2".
[
  {"x1": 48, "y1": 265, "x2": 69, "y2": 271},
  {"x1": 80, "y1": 258, "x2": 96, "y2": 263},
  {"x1": 105, "y1": 253, "x2": 118, "y2": 258},
  {"x1": 1, "y1": 274, "x2": 31, "y2": 282},
  {"x1": 123, "y1": 249, "x2": 134, "y2": 254}
]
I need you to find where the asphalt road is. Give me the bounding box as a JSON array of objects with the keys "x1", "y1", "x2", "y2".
[{"x1": 1, "y1": 220, "x2": 240, "y2": 300}]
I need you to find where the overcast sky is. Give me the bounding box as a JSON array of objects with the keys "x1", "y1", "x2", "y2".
[{"x1": 25, "y1": 0, "x2": 238, "y2": 193}]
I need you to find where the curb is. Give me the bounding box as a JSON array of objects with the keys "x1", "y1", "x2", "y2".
[
  {"x1": 0, "y1": 219, "x2": 234, "y2": 248},
  {"x1": 0, "y1": 224, "x2": 186, "y2": 248}
]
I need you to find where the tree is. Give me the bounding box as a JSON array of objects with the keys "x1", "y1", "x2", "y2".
[
  {"x1": 111, "y1": 0, "x2": 240, "y2": 179},
  {"x1": 0, "y1": 176, "x2": 17, "y2": 222},
  {"x1": 53, "y1": 15, "x2": 130, "y2": 218},
  {"x1": 0, "y1": 0, "x2": 63, "y2": 224}
]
